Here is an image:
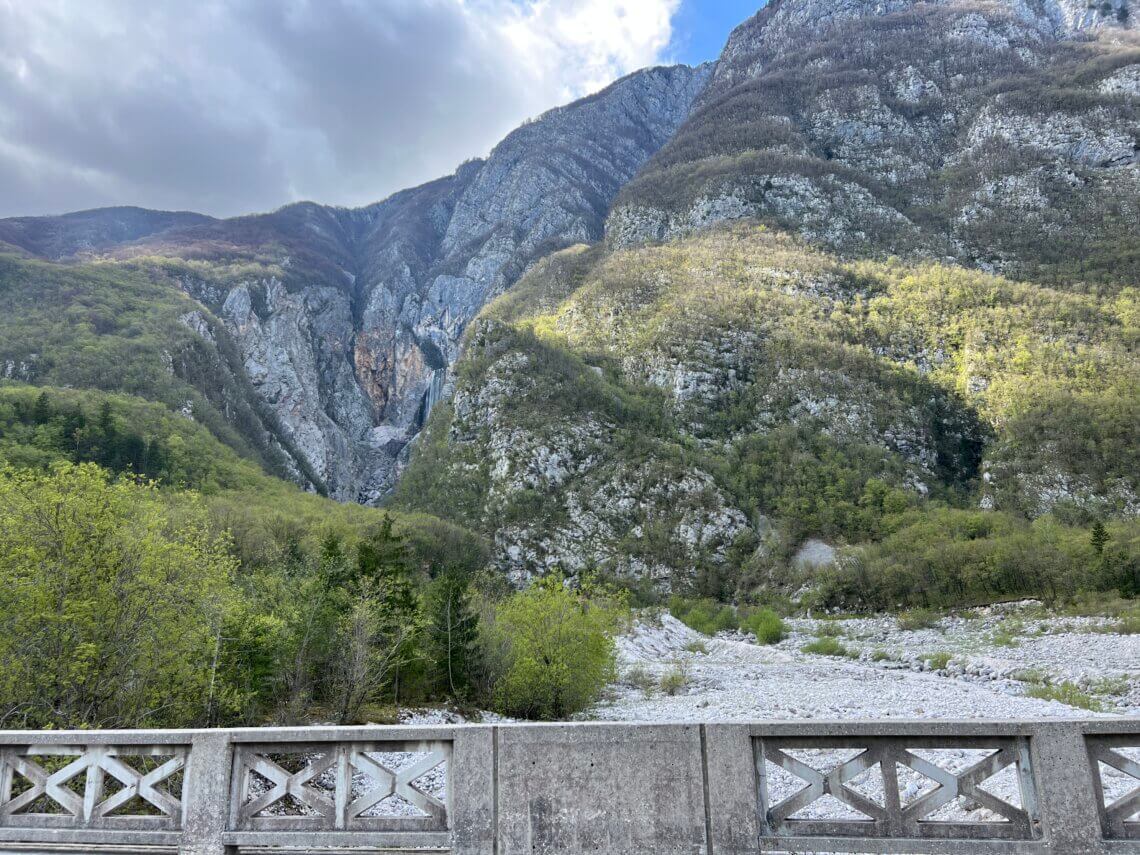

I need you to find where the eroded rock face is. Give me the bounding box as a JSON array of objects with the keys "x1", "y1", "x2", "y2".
[
  {"x1": 611, "y1": 0, "x2": 1138, "y2": 279},
  {"x1": 444, "y1": 338, "x2": 752, "y2": 587}
]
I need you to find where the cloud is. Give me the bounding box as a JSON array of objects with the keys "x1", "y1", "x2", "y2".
[{"x1": 0, "y1": 0, "x2": 680, "y2": 218}]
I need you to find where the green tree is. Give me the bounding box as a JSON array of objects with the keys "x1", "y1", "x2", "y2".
[
  {"x1": 1091, "y1": 521, "x2": 1109, "y2": 557},
  {"x1": 329, "y1": 516, "x2": 421, "y2": 722},
  {"x1": 424, "y1": 568, "x2": 480, "y2": 698},
  {"x1": 0, "y1": 462, "x2": 236, "y2": 728},
  {"x1": 482, "y1": 576, "x2": 624, "y2": 720}
]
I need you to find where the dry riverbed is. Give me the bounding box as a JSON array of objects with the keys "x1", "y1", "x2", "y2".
[{"x1": 593, "y1": 602, "x2": 1140, "y2": 721}]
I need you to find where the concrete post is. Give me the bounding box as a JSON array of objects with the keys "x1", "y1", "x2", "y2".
[
  {"x1": 704, "y1": 724, "x2": 761, "y2": 855},
  {"x1": 1031, "y1": 722, "x2": 1106, "y2": 855},
  {"x1": 180, "y1": 731, "x2": 236, "y2": 855},
  {"x1": 450, "y1": 726, "x2": 495, "y2": 855}
]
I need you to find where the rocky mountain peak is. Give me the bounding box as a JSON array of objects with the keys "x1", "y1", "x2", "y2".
[{"x1": 609, "y1": 0, "x2": 1138, "y2": 281}]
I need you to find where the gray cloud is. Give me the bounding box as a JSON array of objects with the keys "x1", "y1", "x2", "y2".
[{"x1": 0, "y1": 0, "x2": 679, "y2": 218}]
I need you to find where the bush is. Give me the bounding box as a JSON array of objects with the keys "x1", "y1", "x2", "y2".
[
  {"x1": 481, "y1": 577, "x2": 625, "y2": 720},
  {"x1": 924, "y1": 651, "x2": 952, "y2": 671},
  {"x1": 659, "y1": 664, "x2": 689, "y2": 696},
  {"x1": 625, "y1": 665, "x2": 657, "y2": 696},
  {"x1": 669, "y1": 597, "x2": 738, "y2": 636},
  {"x1": 1025, "y1": 681, "x2": 1103, "y2": 712},
  {"x1": 740, "y1": 607, "x2": 787, "y2": 644},
  {"x1": 801, "y1": 636, "x2": 850, "y2": 657},
  {"x1": 897, "y1": 609, "x2": 941, "y2": 631}
]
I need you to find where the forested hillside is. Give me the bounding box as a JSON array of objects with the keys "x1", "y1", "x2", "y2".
[
  {"x1": 396, "y1": 224, "x2": 1140, "y2": 606},
  {"x1": 395, "y1": 0, "x2": 1139, "y2": 607}
]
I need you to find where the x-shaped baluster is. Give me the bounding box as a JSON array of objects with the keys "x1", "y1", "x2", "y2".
[
  {"x1": 91, "y1": 752, "x2": 185, "y2": 820},
  {"x1": 238, "y1": 751, "x2": 336, "y2": 822},
  {"x1": 765, "y1": 747, "x2": 887, "y2": 826},
  {"x1": 347, "y1": 748, "x2": 448, "y2": 823},
  {"x1": 0, "y1": 753, "x2": 87, "y2": 819},
  {"x1": 1089, "y1": 742, "x2": 1140, "y2": 836},
  {"x1": 900, "y1": 747, "x2": 1028, "y2": 829}
]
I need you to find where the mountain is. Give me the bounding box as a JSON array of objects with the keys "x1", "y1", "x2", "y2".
[
  {"x1": 0, "y1": 63, "x2": 710, "y2": 502},
  {"x1": 1, "y1": 0, "x2": 1137, "y2": 605},
  {"x1": 394, "y1": 0, "x2": 1140, "y2": 600},
  {"x1": 612, "y1": 0, "x2": 1138, "y2": 284}
]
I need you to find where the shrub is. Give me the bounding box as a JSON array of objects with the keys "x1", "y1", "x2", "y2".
[
  {"x1": 624, "y1": 665, "x2": 657, "y2": 697},
  {"x1": 741, "y1": 608, "x2": 787, "y2": 644},
  {"x1": 659, "y1": 663, "x2": 689, "y2": 696},
  {"x1": 897, "y1": 609, "x2": 940, "y2": 631},
  {"x1": 801, "y1": 636, "x2": 850, "y2": 657},
  {"x1": 924, "y1": 651, "x2": 952, "y2": 671},
  {"x1": 683, "y1": 640, "x2": 709, "y2": 654},
  {"x1": 669, "y1": 597, "x2": 738, "y2": 636},
  {"x1": 481, "y1": 577, "x2": 624, "y2": 720},
  {"x1": 1025, "y1": 681, "x2": 1103, "y2": 712}
]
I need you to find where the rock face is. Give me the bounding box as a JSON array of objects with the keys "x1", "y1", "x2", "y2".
[
  {"x1": 0, "y1": 64, "x2": 710, "y2": 502},
  {"x1": 611, "y1": 0, "x2": 1138, "y2": 282}
]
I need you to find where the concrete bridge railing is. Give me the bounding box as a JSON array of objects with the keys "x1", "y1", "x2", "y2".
[{"x1": 0, "y1": 719, "x2": 1137, "y2": 854}]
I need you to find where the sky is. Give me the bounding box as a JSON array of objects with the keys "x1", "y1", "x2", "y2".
[{"x1": 0, "y1": 0, "x2": 765, "y2": 220}]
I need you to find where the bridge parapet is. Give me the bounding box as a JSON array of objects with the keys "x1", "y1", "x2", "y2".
[{"x1": 0, "y1": 720, "x2": 1135, "y2": 854}]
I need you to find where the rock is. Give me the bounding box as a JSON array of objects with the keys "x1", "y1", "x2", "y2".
[{"x1": 793, "y1": 540, "x2": 838, "y2": 570}]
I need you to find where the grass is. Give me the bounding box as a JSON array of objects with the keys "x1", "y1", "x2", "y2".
[
  {"x1": 923, "y1": 652, "x2": 952, "y2": 671},
  {"x1": 625, "y1": 666, "x2": 658, "y2": 697},
  {"x1": 659, "y1": 664, "x2": 689, "y2": 696},
  {"x1": 801, "y1": 636, "x2": 852, "y2": 658},
  {"x1": 1096, "y1": 614, "x2": 1140, "y2": 635},
  {"x1": 870, "y1": 648, "x2": 891, "y2": 662},
  {"x1": 990, "y1": 618, "x2": 1025, "y2": 648},
  {"x1": 683, "y1": 640, "x2": 708, "y2": 655},
  {"x1": 1024, "y1": 681, "x2": 1104, "y2": 712},
  {"x1": 897, "y1": 609, "x2": 941, "y2": 631},
  {"x1": 1011, "y1": 668, "x2": 1048, "y2": 685}
]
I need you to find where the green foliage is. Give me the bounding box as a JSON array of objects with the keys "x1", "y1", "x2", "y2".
[
  {"x1": 897, "y1": 609, "x2": 941, "y2": 631},
  {"x1": 0, "y1": 463, "x2": 237, "y2": 728},
  {"x1": 669, "y1": 597, "x2": 738, "y2": 636},
  {"x1": 801, "y1": 636, "x2": 851, "y2": 657},
  {"x1": 1024, "y1": 681, "x2": 1104, "y2": 712},
  {"x1": 1091, "y1": 521, "x2": 1110, "y2": 556},
  {"x1": 401, "y1": 222, "x2": 1137, "y2": 609},
  {"x1": 924, "y1": 652, "x2": 952, "y2": 671},
  {"x1": 739, "y1": 607, "x2": 787, "y2": 644},
  {"x1": 481, "y1": 577, "x2": 625, "y2": 720},
  {"x1": 0, "y1": 384, "x2": 270, "y2": 492},
  {"x1": 813, "y1": 509, "x2": 1140, "y2": 611},
  {"x1": 659, "y1": 664, "x2": 689, "y2": 696},
  {"x1": 722, "y1": 427, "x2": 917, "y2": 546},
  {"x1": 0, "y1": 254, "x2": 296, "y2": 479},
  {"x1": 423, "y1": 568, "x2": 481, "y2": 699}
]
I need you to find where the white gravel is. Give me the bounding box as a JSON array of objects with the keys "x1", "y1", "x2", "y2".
[{"x1": 592, "y1": 607, "x2": 1140, "y2": 721}]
